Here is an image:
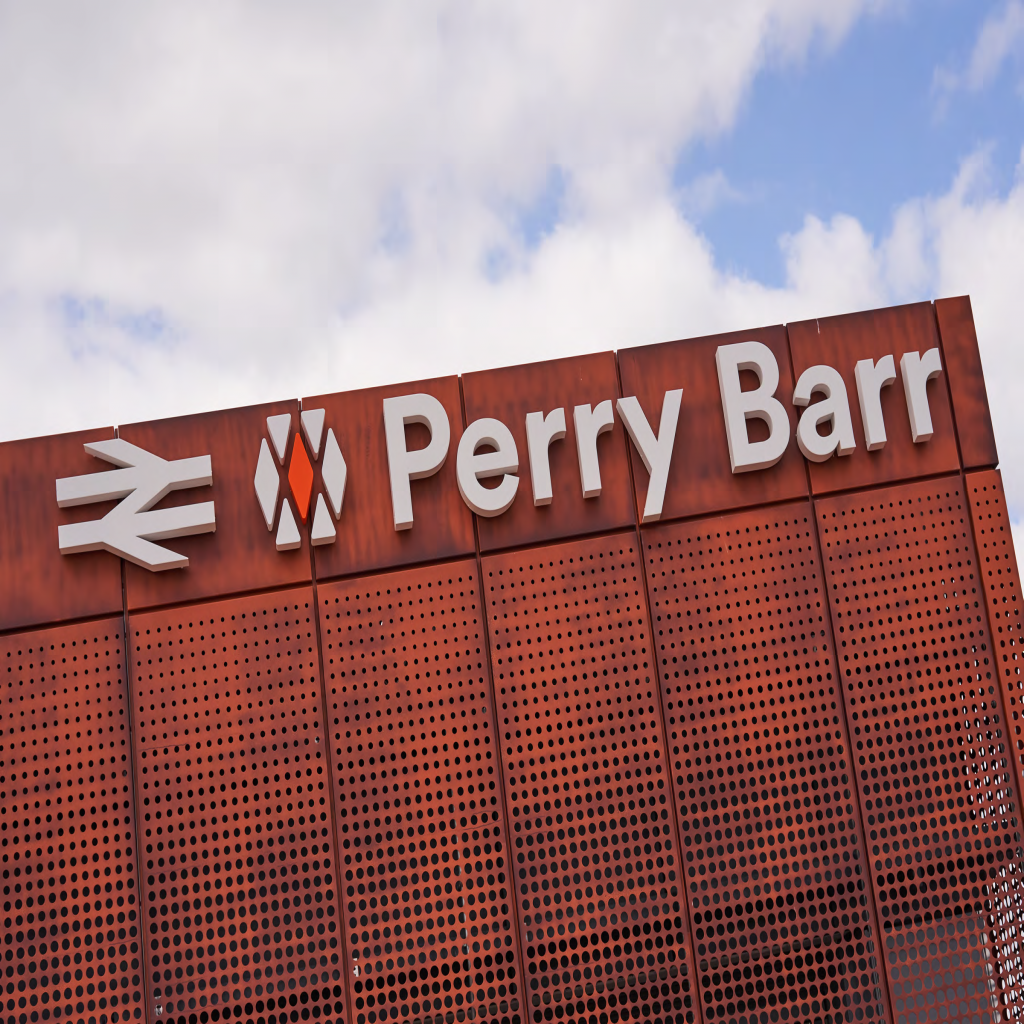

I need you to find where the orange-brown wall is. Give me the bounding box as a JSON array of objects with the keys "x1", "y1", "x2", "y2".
[{"x1": 2, "y1": 296, "x2": 1019, "y2": 1024}]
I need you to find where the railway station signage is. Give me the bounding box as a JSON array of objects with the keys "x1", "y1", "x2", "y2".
[{"x1": 0, "y1": 297, "x2": 1020, "y2": 1024}]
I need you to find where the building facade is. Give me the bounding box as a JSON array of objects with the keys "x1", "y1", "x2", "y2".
[{"x1": 1, "y1": 297, "x2": 1021, "y2": 1024}]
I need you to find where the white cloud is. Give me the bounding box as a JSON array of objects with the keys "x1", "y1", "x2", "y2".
[
  {"x1": 676, "y1": 170, "x2": 747, "y2": 218},
  {"x1": 934, "y1": 0, "x2": 1024, "y2": 99},
  {"x1": 962, "y1": 0, "x2": 1024, "y2": 90},
  {"x1": 0, "y1": 1, "x2": 882, "y2": 436},
  {"x1": 2, "y1": 1, "x2": 1024, "y2": 527}
]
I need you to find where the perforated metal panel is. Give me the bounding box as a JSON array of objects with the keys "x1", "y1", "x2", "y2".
[
  {"x1": 968, "y1": 471, "x2": 1024, "y2": 794},
  {"x1": 0, "y1": 618, "x2": 144, "y2": 1024},
  {"x1": 966, "y1": 469, "x2": 1024, "y2": 1014},
  {"x1": 318, "y1": 560, "x2": 522, "y2": 1024},
  {"x1": 817, "y1": 475, "x2": 1024, "y2": 1024},
  {"x1": 644, "y1": 503, "x2": 888, "y2": 1024},
  {"x1": 482, "y1": 533, "x2": 696, "y2": 1024},
  {"x1": 128, "y1": 589, "x2": 346, "y2": 1024}
]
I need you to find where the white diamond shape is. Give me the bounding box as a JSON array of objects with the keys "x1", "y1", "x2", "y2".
[
  {"x1": 254, "y1": 439, "x2": 279, "y2": 531},
  {"x1": 322, "y1": 428, "x2": 347, "y2": 518},
  {"x1": 276, "y1": 497, "x2": 301, "y2": 550},
  {"x1": 310, "y1": 492, "x2": 337, "y2": 546},
  {"x1": 301, "y1": 408, "x2": 326, "y2": 460},
  {"x1": 267, "y1": 413, "x2": 291, "y2": 464}
]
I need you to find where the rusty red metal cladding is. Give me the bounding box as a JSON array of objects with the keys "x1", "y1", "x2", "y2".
[
  {"x1": 0, "y1": 428, "x2": 125, "y2": 633},
  {"x1": 317, "y1": 559, "x2": 522, "y2": 1024},
  {"x1": 935, "y1": 297, "x2": 999, "y2": 471},
  {"x1": 127, "y1": 589, "x2": 347, "y2": 1024},
  {"x1": 617, "y1": 325, "x2": 807, "y2": 523},
  {"x1": 787, "y1": 303, "x2": 961, "y2": 495},
  {"x1": 120, "y1": 402, "x2": 311, "y2": 611},
  {"x1": 306, "y1": 377, "x2": 475, "y2": 582},
  {"x1": 967, "y1": 470, "x2": 1024, "y2": 801},
  {"x1": 643, "y1": 503, "x2": 891, "y2": 1024},
  {"x1": 461, "y1": 352, "x2": 635, "y2": 552},
  {"x1": 2, "y1": 295, "x2": 1024, "y2": 1024},
  {"x1": 816, "y1": 475, "x2": 1024, "y2": 1024},
  {"x1": 482, "y1": 532, "x2": 697, "y2": 1024},
  {"x1": 0, "y1": 618, "x2": 145, "y2": 1024}
]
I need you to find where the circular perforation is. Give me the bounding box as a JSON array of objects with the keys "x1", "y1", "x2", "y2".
[
  {"x1": 818, "y1": 476, "x2": 1023, "y2": 1024},
  {"x1": 483, "y1": 533, "x2": 694, "y2": 1024},
  {"x1": 645, "y1": 504, "x2": 886, "y2": 1024},
  {"x1": 0, "y1": 619, "x2": 143, "y2": 1024},
  {"x1": 130, "y1": 589, "x2": 344, "y2": 1024},
  {"x1": 319, "y1": 560, "x2": 520, "y2": 1024}
]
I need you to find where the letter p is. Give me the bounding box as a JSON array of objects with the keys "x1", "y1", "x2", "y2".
[{"x1": 382, "y1": 393, "x2": 451, "y2": 530}]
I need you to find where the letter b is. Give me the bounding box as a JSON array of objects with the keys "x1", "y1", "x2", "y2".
[{"x1": 716, "y1": 342, "x2": 791, "y2": 473}]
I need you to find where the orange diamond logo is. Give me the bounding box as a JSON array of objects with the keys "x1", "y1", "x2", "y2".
[
  {"x1": 255, "y1": 410, "x2": 342, "y2": 551},
  {"x1": 287, "y1": 432, "x2": 314, "y2": 521}
]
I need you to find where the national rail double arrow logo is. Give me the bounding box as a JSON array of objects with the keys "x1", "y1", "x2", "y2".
[
  {"x1": 253, "y1": 409, "x2": 347, "y2": 550},
  {"x1": 55, "y1": 438, "x2": 216, "y2": 571}
]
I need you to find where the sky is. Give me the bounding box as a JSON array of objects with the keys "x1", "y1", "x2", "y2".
[{"x1": 1, "y1": 1, "x2": 1023, "y2": 524}]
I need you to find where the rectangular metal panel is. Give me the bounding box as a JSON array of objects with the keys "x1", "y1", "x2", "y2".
[
  {"x1": 788, "y1": 303, "x2": 960, "y2": 494},
  {"x1": 306, "y1": 377, "x2": 475, "y2": 581},
  {"x1": 967, "y1": 470, "x2": 1024, "y2": 794},
  {"x1": 481, "y1": 533, "x2": 698, "y2": 1024},
  {"x1": 936, "y1": 297, "x2": 998, "y2": 470},
  {"x1": 816, "y1": 476, "x2": 1024, "y2": 1024},
  {"x1": 462, "y1": 352, "x2": 635, "y2": 551},
  {"x1": 317, "y1": 559, "x2": 522, "y2": 1024},
  {"x1": 643, "y1": 503, "x2": 890, "y2": 1024},
  {"x1": 617, "y1": 325, "x2": 807, "y2": 522},
  {"x1": 122, "y1": 402, "x2": 312, "y2": 611},
  {"x1": 0, "y1": 617, "x2": 145, "y2": 1024},
  {"x1": 127, "y1": 588, "x2": 347, "y2": 1024},
  {"x1": 0, "y1": 428, "x2": 124, "y2": 632}
]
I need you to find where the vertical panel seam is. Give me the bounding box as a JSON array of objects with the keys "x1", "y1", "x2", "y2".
[
  {"x1": 790, "y1": 317, "x2": 899, "y2": 1024},
  {"x1": 307, "y1": 543, "x2": 356, "y2": 1024},
  {"x1": 120, "y1": 555, "x2": 154, "y2": 1024},
  {"x1": 616, "y1": 345, "x2": 706, "y2": 1024},
  {"x1": 807, "y1": 493, "x2": 900, "y2": 1024},
  {"x1": 461, "y1": 369, "x2": 531, "y2": 1020}
]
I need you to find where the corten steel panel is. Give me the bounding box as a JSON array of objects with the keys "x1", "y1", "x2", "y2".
[
  {"x1": 643, "y1": 504, "x2": 891, "y2": 1024},
  {"x1": 0, "y1": 618, "x2": 145, "y2": 1024},
  {"x1": 120, "y1": 401, "x2": 311, "y2": 611},
  {"x1": 816, "y1": 476, "x2": 1024, "y2": 1024},
  {"x1": 0, "y1": 428, "x2": 123, "y2": 633},
  {"x1": 788, "y1": 303, "x2": 960, "y2": 495},
  {"x1": 967, "y1": 471, "x2": 1024, "y2": 796},
  {"x1": 966, "y1": 470, "x2": 1024, "y2": 1016},
  {"x1": 127, "y1": 589, "x2": 347, "y2": 1024},
  {"x1": 617, "y1": 326, "x2": 807, "y2": 523},
  {"x1": 481, "y1": 534, "x2": 698, "y2": 1024},
  {"x1": 317, "y1": 560, "x2": 522, "y2": 1024},
  {"x1": 462, "y1": 353, "x2": 635, "y2": 551},
  {"x1": 304, "y1": 377, "x2": 475, "y2": 581},
  {"x1": 935, "y1": 297, "x2": 999, "y2": 470}
]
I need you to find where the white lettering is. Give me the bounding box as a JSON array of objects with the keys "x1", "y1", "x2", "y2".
[
  {"x1": 900, "y1": 348, "x2": 943, "y2": 442},
  {"x1": 716, "y1": 342, "x2": 791, "y2": 473},
  {"x1": 456, "y1": 418, "x2": 519, "y2": 516},
  {"x1": 793, "y1": 365, "x2": 856, "y2": 462},
  {"x1": 573, "y1": 401, "x2": 615, "y2": 498},
  {"x1": 616, "y1": 390, "x2": 683, "y2": 523},
  {"x1": 382, "y1": 393, "x2": 450, "y2": 531},
  {"x1": 854, "y1": 355, "x2": 897, "y2": 451},
  {"x1": 525, "y1": 408, "x2": 566, "y2": 506}
]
